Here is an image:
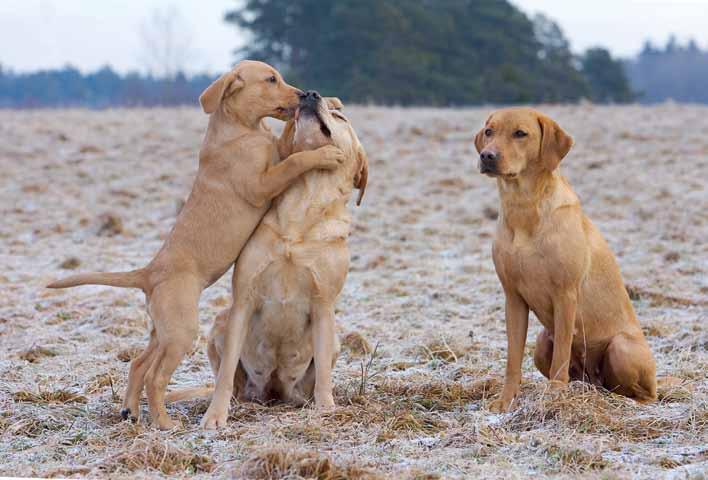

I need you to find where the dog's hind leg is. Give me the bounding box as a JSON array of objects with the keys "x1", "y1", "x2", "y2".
[
  {"x1": 143, "y1": 275, "x2": 201, "y2": 430},
  {"x1": 533, "y1": 328, "x2": 553, "y2": 379},
  {"x1": 601, "y1": 332, "x2": 657, "y2": 402},
  {"x1": 120, "y1": 330, "x2": 158, "y2": 422}
]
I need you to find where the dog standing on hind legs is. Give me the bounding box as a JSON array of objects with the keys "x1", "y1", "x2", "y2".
[
  {"x1": 473, "y1": 108, "x2": 656, "y2": 411},
  {"x1": 46, "y1": 61, "x2": 345, "y2": 429}
]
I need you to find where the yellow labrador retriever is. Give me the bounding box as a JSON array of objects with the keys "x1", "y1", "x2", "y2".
[
  {"x1": 199, "y1": 91, "x2": 368, "y2": 429},
  {"x1": 47, "y1": 61, "x2": 344, "y2": 429},
  {"x1": 474, "y1": 107, "x2": 656, "y2": 412}
]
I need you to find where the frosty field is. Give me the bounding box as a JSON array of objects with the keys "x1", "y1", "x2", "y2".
[{"x1": 0, "y1": 104, "x2": 706, "y2": 478}]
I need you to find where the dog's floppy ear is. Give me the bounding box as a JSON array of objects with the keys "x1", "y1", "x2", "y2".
[
  {"x1": 199, "y1": 70, "x2": 245, "y2": 114},
  {"x1": 325, "y1": 97, "x2": 344, "y2": 111},
  {"x1": 354, "y1": 144, "x2": 368, "y2": 206},
  {"x1": 474, "y1": 114, "x2": 492, "y2": 153},
  {"x1": 537, "y1": 113, "x2": 573, "y2": 171}
]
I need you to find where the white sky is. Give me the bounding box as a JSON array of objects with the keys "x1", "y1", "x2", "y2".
[{"x1": 1, "y1": 0, "x2": 707, "y2": 75}]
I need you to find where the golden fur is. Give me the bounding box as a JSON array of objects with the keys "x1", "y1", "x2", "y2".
[{"x1": 474, "y1": 107, "x2": 656, "y2": 412}]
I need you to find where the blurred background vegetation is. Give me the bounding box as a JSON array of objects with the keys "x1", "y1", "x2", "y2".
[{"x1": 0, "y1": 0, "x2": 704, "y2": 107}]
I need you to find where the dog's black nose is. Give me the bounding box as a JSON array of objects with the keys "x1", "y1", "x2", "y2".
[
  {"x1": 480, "y1": 150, "x2": 498, "y2": 163},
  {"x1": 301, "y1": 90, "x2": 321, "y2": 107},
  {"x1": 306, "y1": 90, "x2": 321, "y2": 100},
  {"x1": 480, "y1": 150, "x2": 499, "y2": 172}
]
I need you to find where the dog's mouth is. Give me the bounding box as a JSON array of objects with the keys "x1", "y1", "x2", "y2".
[
  {"x1": 276, "y1": 106, "x2": 296, "y2": 118},
  {"x1": 295, "y1": 105, "x2": 332, "y2": 137},
  {"x1": 480, "y1": 166, "x2": 517, "y2": 179},
  {"x1": 480, "y1": 164, "x2": 496, "y2": 176}
]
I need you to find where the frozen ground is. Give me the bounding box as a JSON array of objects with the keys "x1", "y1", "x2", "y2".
[{"x1": 0, "y1": 104, "x2": 706, "y2": 478}]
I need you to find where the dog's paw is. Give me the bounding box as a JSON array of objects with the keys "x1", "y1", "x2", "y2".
[
  {"x1": 315, "y1": 145, "x2": 345, "y2": 170},
  {"x1": 314, "y1": 392, "x2": 335, "y2": 411},
  {"x1": 200, "y1": 407, "x2": 229, "y2": 430},
  {"x1": 548, "y1": 380, "x2": 568, "y2": 391},
  {"x1": 155, "y1": 416, "x2": 180, "y2": 431},
  {"x1": 488, "y1": 397, "x2": 513, "y2": 413},
  {"x1": 120, "y1": 407, "x2": 139, "y2": 423}
]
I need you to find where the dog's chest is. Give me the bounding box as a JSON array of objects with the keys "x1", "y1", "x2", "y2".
[{"x1": 494, "y1": 231, "x2": 555, "y2": 324}]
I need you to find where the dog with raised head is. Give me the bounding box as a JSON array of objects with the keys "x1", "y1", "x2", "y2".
[
  {"x1": 196, "y1": 91, "x2": 368, "y2": 429},
  {"x1": 474, "y1": 107, "x2": 656, "y2": 412},
  {"x1": 47, "y1": 61, "x2": 345, "y2": 429}
]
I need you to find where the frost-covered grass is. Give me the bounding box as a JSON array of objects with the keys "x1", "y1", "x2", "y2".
[{"x1": 1, "y1": 105, "x2": 706, "y2": 478}]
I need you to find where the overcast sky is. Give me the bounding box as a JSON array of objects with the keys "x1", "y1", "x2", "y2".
[{"x1": 1, "y1": 0, "x2": 707, "y2": 75}]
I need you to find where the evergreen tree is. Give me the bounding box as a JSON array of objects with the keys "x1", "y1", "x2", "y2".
[
  {"x1": 226, "y1": 0, "x2": 610, "y2": 105},
  {"x1": 581, "y1": 48, "x2": 634, "y2": 103}
]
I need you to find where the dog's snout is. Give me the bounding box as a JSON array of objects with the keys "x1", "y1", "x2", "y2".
[
  {"x1": 481, "y1": 150, "x2": 498, "y2": 163},
  {"x1": 480, "y1": 150, "x2": 499, "y2": 173},
  {"x1": 301, "y1": 90, "x2": 322, "y2": 108}
]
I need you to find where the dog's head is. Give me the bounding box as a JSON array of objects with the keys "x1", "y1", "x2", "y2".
[
  {"x1": 199, "y1": 60, "x2": 302, "y2": 122},
  {"x1": 282, "y1": 91, "x2": 368, "y2": 205},
  {"x1": 474, "y1": 108, "x2": 573, "y2": 179}
]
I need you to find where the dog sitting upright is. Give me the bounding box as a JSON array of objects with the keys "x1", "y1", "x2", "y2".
[
  {"x1": 474, "y1": 108, "x2": 656, "y2": 411},
  {"x1": 199, "y1": 91, "x2": 368, "y2": 429},
  {"x1": 47, "y1": 61, "x2": 345, "y2": 429}
]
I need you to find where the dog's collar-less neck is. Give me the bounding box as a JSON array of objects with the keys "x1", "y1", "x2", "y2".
[
  {"x1": 498, "y1": 171, "x2": 556, "y2": 234},
  {"x1": 219, "y1": 102, "x2": 263, "y2": 131},
  {"x1": 206, "y1": 109, "x2": 262, "y2": 146}
]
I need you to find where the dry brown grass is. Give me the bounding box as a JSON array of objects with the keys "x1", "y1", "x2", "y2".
[
  {"x1": 657, "y1": 377, "x2": 695, "y2": 403},
  {"x1": 116, "y1": 345, "x2": 143, "y2": 362},
  {"x1": 503, "y1": 382, "x2": 707, "y2": 441},
  {"x1": 4, "y1": 414, "x2": 67, "y2": 437},
  {"x1": 544, "y1": 444, "x2": 609, "y2": 473},
  {"x1": 414, "y1": 336, "x2": 472, "y2": 363},
  {"x1": 17, "y1": 345, "x2": 58, "y2": 363},
  {"x1": 626, "y1": 284, "x2": 708, "y2": 307},
  {"x1": 12, "y1": 389, "x2": 87, "y2": 404},
  {"x1": 239, "y1": 447, "x2": 382, "y2": 480},
  {"x1": 341, "y1": 331, "x2": 372, "y2": 356},
  {"x1": 99, "y1": 437, "x2": 215, "y2": 475},
  {"x1": 378, "y1": 377, "x2": 502, "y2": 411}
]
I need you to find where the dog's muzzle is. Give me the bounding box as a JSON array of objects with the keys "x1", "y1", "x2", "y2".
[
  {"x1": 480, "y1": 150, "x2": 499, "y2": 174},
  {"x1": 300, "y1": 90, "x2": 322, "y2": 110}
]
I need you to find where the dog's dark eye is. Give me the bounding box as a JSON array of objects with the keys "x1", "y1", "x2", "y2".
[
  {"x1": 267, "y1": 75, "x2": 277, "y2": 83},
  {"x1": 513, "y1": 130, "x2": 528, "y2": 138},
  {"x1": 484, "y1": 128, "x2": 493, "y2": 137}
]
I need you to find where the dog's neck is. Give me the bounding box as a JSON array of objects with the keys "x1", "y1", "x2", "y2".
[
  {"x1": 204, "y1": 106, "x2": 266, "y2": 148},
  {"x1": 497, "y1": 170, "x2": 564, "y2": 236}
]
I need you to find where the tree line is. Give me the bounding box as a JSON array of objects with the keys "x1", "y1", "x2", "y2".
[
  {"x1": 0, "y1": 1, "x2": 703, "y2": 108},
  {"x1": 0, "y1": 65, "x2": 212, "y2": 108},
  {"x1": 625, "y1": 36, "x2": 708, "y2": 103},
  {"x1": 227, "y1": 0, "x2": 632, "y2": 105}
]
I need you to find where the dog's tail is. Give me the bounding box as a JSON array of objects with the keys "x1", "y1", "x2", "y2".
[
  {"x1": 165, "y1": 386, "x2": 214, "y2": 404},
  {"x1": 46, "y1": 269, "x2": 147, "y2": 290}
]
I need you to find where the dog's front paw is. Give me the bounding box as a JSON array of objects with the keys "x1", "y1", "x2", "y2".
[
  {"x1": 155, "y1": 415, "x2": 180, "y2": 431},
  {"x1": 548, "y1": 380, "x2": 568, "y2": 391},
  {"x1": 314, "y1": 391, "x2": 335, "y2": 411},
  {"x1": 200, "y1": 407, "x2": 229, "y2": 430},
  {"x1": 488, "y1": 396, "x2": 513, "y2": 413},
  {"x1": 315, "y1": 145, "x2": 345, "y2": 170}
]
